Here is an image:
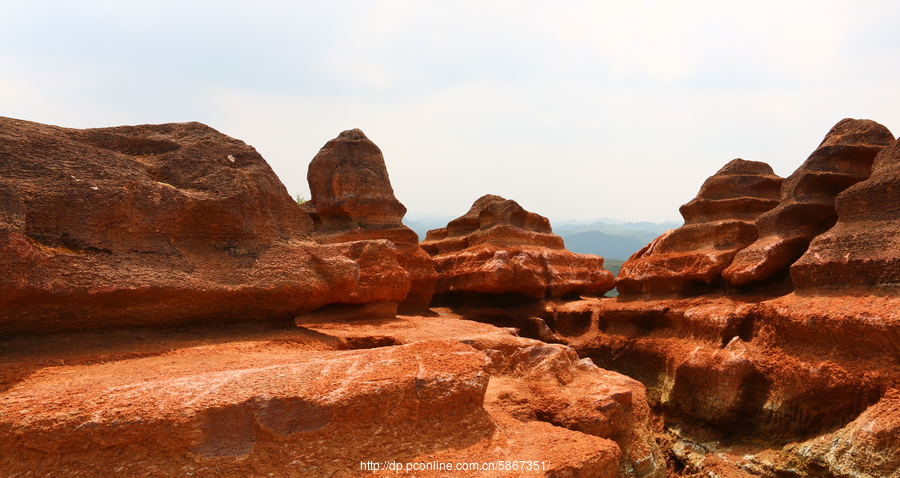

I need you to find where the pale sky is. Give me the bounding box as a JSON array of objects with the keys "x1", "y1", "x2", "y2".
[{"x1": 2, "y1": 1, "x2": 899, "y2": 223}]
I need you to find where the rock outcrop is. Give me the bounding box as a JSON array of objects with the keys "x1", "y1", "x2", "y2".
[
  {"x1": 0, "y1": 312, "x2": 664, "y2": 478},
  {"x1": 303, "y1": 129, "x2": 437, "y2": 314},
  {"x1": 791, "y1": 134, "x2": 900, "y2": 291},
  {"x1": 8, "y1": 113, "x2": 900, "y2": 478},
  {"x1": 422, "y1": 194, "x2": 614, "y2": 301},
  {"x1": 545, "y1": 294, "x2": 900, "y2": 477},
  {"x1": 538, "y1": 119, "x2": 900, "y2": 477},
  {"x1": 0, "y1": 117, "x2": 404, "y2": 335},
  {"x1": 616, "y1": 159, "x2": 783, "y2": 296},
  {"x1": 723, "y1": 118, "x2": 894, "y2": 288}
]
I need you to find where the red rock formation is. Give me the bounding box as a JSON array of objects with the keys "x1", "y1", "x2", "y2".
[
  {"x1": 723, "y1": 119, "x2": 894, "y2": 288},
  {"x1": 304, "y1": 129, "x2": 437, "y2": 314},
  {"x1": 545, "y1": 294, "x2": 900, "y2": 477},
  {"x1": 616, "y1": 159, "x2": 783, "y2": 296},
  {"x1": 422, "y1": 195, "x2": 615, "y2": 301},
  {"x1": 292, "y1": 314, "x2": 664, "y2": 477},
  {"x1": 791, "y1": 134, "x2": 900, "y2": 290},
  {"x1": 0, "y1": 117, "x2": 404, "y2": 334},
  {"x1": 0, "y1": 312, "x2": 664, "y2": 477}
]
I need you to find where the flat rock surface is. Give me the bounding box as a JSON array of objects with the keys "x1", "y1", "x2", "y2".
[{"x1": 0, "y1": 313, "x2": 659, "y2": 477}]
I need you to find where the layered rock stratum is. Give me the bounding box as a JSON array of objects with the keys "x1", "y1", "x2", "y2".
[
  {"x1": 723, "y1": 118, "x2": 894, "y2": 288},
  {"x1": 0, "y1": 117, "x2": 661, "y2": 478},
  {"x1": 616, "y1": 159, "x2": 783, "y2": 296},
  {"x1": 792, "y1": 132, "x2": 900, "y2": 291},
  {"x1": 301, "y1": 129, "x2": 437, "y2": 314},
  {"x1": 541, "y1": 119, "x2": 900, "y2": 477},
  {"x1": 422, "y1": 194, "x2": 615, "y2": 301},
  {"x1": 543, "y1": 295, "x2": 900, "y2": 478}
]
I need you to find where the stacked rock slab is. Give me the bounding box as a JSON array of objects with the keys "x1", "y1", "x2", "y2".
[
  {"x1": 723, "y1": 118, "x2": 895, "y2": 288},
  {"x1": 421, "y1": 194, "x2": 615, "y2": 300},
  {"x1": 303, "y1": 129, "x2": 437, "y2": 315},
  {"x1": 792, "y1": 133, "x2": 900, "y2": 290},
  {"x1": 0, "y1": 116, "x2": 404, "y2": 334},
  {"x1": 616, "y1": 159, "x2": 783, "y2": 296}
]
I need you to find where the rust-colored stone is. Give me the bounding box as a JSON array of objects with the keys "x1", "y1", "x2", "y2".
[
  {"x1": 797, "y1": 388, "x2": 900, "y2": 478},
  {"x1": 304, "y1": 129, "x2": 437, "y2": 314},
  {"x1": 306, "y1": 314, "x2": 665, "y2": 477},
  {"x1": 792, "y1": 134, "x2": 900, "y2": 290},
  {"x1": 616, "y1": 159, "x2": 783, "y2": 296},
  {"x1": 0, "y1": 312, "x2": 659, "y2": 477},
  {"x1": 422, "y1": 195, "x2": 614, "y2": 300},
  {"x1": 0, "y1": 116, "x2": 386, "y2": 334},
  {"x1": 724, "y1": 119, "x2": 894, "y2": 288},
  {"x1": 547, "y1": 294, "x2": 900, "y2": 476}
]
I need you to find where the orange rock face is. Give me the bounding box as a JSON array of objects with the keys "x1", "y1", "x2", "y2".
[
  {"x1": 571, "y1": 119, "x2": 900, "y2": 476},
  {"x1": 0, "y1": 116, "x2": 394, "y2": 334},
  {"x1": 616, "y1": 159, "x2": 783, "y2": 296},
  {"x1": 0, "y1": 313, "x2": 663, "y2": 478},
  {"x1": 791, "y1": 134, "x2": 900, "y2": 290},
  {"x1": 422, "y1": 195, "x2": 615, "y2": 301},
  {"x1": 723, "y1": 118, "x2": 894, "y2": 288},
  {"x1": 547, "y1": 293, "x2": 900, "y2": 477},
  {"x1": 304, "y1": 129, "x2": 437, "y2": 314}
]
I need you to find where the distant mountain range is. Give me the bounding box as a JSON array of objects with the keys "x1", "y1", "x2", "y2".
[{"x1": 404, "y1": 216, "x2": 681, "y2": 262}]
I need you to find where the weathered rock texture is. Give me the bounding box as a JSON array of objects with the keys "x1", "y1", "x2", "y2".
[
  {"x1": 616, "y1": 159, "x2": 783, "y2": 296},
  {"x1": 724, "y1": 118, "x2": 895, "y2": 288},
  {"x1": 0, "y1": 117, "x2": 404, "y2": 335},
  {"x1": 542, "y1": 292, "x2": 900, "y2": 478},
  {"x1": 422, "y1": 195, "x2": 614, "y2": 300},
  {"x1": 303, "y1": 129, "x2": 437, "y2": 314},
  {"x1": 301, "y1": 313, "x2": 665, "y2": 477},
  {"x1": 0, "y1": 313, "x2": 664, "y2": 477},
  {"x1": 797, "y1": 388, "x2": 900, "y2": 478},
  {"x1": 576, "y1": 119, "x2": 900, "y2": 476},
  {"x1": 792, "y1": 134, "x2": 900, "y2": 291}
]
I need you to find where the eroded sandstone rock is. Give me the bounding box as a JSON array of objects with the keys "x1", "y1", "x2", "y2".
[
  {"x1": 791, "y1": 134, "x2": 900, "y2": 290},
  {"x1": 0, "y1": 312, "x2": 658, "y2": 477},
  {"x1": 0, "y1": 116, "x2": 395, "y2": 334},
  {"x1": 548, "y1": 293, "x2": 900, "y2": 476},
  {"x1": 616, "y1": 159, "x2": 783, "y2": 296},
  {"x1": 0, "y1": 339, "x2": 495, "y2": 477},
  {"x1": 306, "y1": 314, "x2": 665, "y2": 477},
  {"x1": 422, "y1": 195, "x2": 614, "y2": 301},
  {"x1": 304, "y1": 129, "x2": 437, "y2": 314},
  {"x1": 723, "y1": 118, "x2": 894, "y2": 288}
]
